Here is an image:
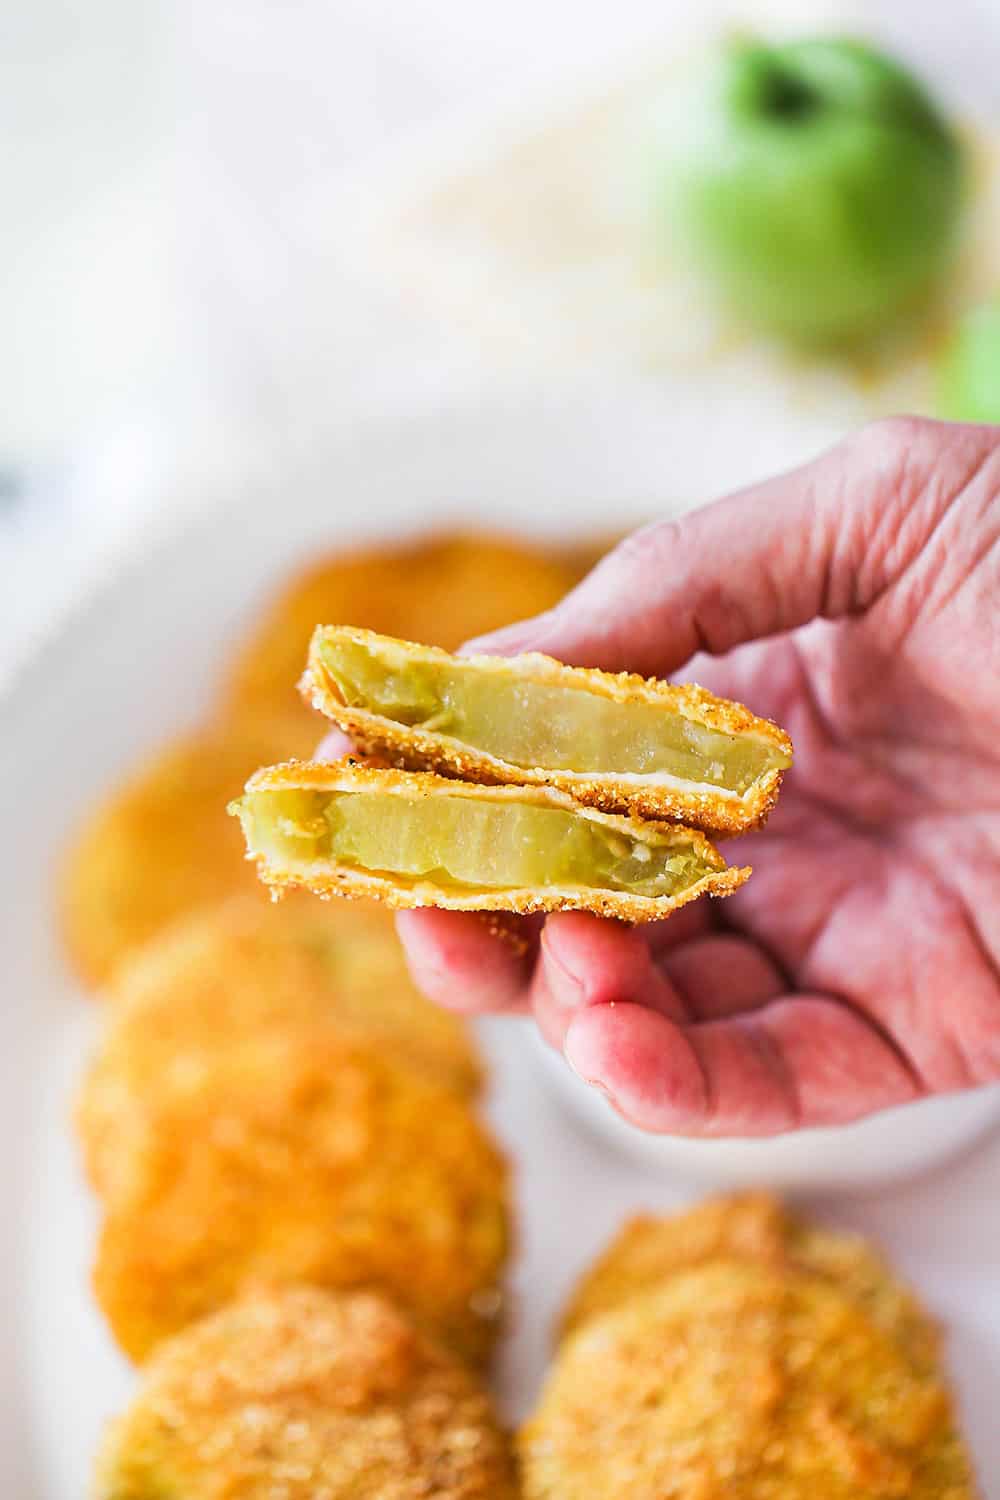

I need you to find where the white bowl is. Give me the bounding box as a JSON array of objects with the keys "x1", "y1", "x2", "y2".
[{"x1": 532, "y1": 1031, "x2": 1000, "y2": 1194}]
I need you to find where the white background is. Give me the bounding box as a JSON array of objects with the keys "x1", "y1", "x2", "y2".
[{"x1": 1, "y1": 0, "x2": 998, "y2": 688}]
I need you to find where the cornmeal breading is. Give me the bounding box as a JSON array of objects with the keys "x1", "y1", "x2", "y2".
[
  {"x1": 558, "y1": 1193, "x2": 940, "y2": 1374},
  {"x1": 233, "y1": 761, "x2": 749, "y2": 921},
  {"x1": 76, "y1": 895, "x2": 482, "y2": 1201},
  {"x1": 521, "y1": 1261, "x2": 975, "y2": 1500},
  {"x1": 59, "y1": 732, "x2": 274, "y2": 989},
  {"x1": 94, "y1": 1285, "x2": 517, "y2": 1499},
  {"x1": 302, "y1": 627, "x2": 792, "y2": 833},
  {"x1": 92, "y1": 1032, "x2": 510, "y2": 1367}
]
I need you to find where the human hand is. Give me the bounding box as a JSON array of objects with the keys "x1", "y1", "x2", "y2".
[{"x1": 336, "y1": 418, "x2": 1000, "y2": 1135}]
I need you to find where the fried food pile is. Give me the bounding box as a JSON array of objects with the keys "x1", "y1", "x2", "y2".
[
  {"x1": 60, "y1": 532, "x2": 977, "y2": 1493},
  {"x1": 62, "y1": 532, "x2": 587, "y2": 1490},
  {"x1": 519, "y1": 1193, "x2": 977, "y2": 1499}
]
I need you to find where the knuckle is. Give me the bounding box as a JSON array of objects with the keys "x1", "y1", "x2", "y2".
[
  {"x1": 612, "y1": 517, "x2": 687, "y2": 578},
  {"x1": 847, "y1": 414, "x2": 934, "y2": 474}
]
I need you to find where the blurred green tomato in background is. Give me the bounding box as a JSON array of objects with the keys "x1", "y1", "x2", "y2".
[
  {"x1": 650, "y1": 37, "x2": 965, "y2": 348},
  {"x1": 937, "y1": 300, "x2": 1000, "y2": 423}
]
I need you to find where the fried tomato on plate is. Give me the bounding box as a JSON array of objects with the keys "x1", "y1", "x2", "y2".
[
  {"x1": 92, "y1": 1031, "x2": 510, "y2": 1367},
  {"x1": 559, "y1": 1192, "x2": 940, "y2": 1373},
  {"x1": 76, "y1": 895, "x2": 482, "y2": 1200},
  {"x1": 59, "y1": 731, "x2": 275, "y2": 989},
  {"x1": 94, "y1": 1284, "x2": 517, "y2": 1499},
  {"x1": 520, "y1": 1261, "x2": 976, "y2": 1500}
]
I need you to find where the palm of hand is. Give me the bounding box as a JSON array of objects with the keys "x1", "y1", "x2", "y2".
[
  {"x1": 682, "y1": 595, "x2": 1000, "y2": 1134},
  {"x1": 393, "y1": 420, "x2": 1000, "y2": 1134}
]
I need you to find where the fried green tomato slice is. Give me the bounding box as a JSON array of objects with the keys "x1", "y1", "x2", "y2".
[
  {"x1": 520, "y1": 1262, "x2": 976, "y2": 1500},
  {"x1": 303, "y1": 627, "x2": 793, "y2": 832},
  {"x1": 225, "y1": 534, "x2": 588, "y2": 757},
  {"x1": 76, "y1": 895, "x2": 482, "y2": 1202},
  {"x1": 558, "y1": 1192, "x2": 941, "y2": 1374},
  {"x1": 93, "y1": 1284, "x2": 517, "y2": 1500},
  {"x1": 232, "y1": 763, "x2": 749, "y2": 921},
  {"x1": 92, "y1": 1031, "x2": 510, "y2": 1367},
  {"x1": 59, "y1": 731, "x2": 279, "y2": 989}
]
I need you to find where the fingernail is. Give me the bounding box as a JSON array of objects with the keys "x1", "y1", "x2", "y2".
[
  {"x1": 562, "y1": 1017, "x2": 593, "y2": 1080},
  {"x1": 563, "y1": 1034, "x2": 614, "y2": 1102}
]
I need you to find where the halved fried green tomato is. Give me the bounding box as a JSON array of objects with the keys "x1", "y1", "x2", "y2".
[
  {"x1": 304, "y1": 631, "x2": 791, "y2": 834},
  {"x1": 234, "y1": 769, "x2": 745, "y2": 916}
]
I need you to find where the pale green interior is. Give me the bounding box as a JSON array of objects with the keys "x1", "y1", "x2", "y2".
[
  {"x1": 319, "y1": 636, "x2": 789, "y2": 794},
  {"x1": 240, "y1": 788, "x2": 717, "y2": 899}
]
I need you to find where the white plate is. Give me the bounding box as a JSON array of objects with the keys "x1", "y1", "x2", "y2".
[
  {"x1": 533, "y1": 1033, "x2": 1000, "y2": 1193},
  {"x1": 3, "y1": 388, "x2": 999, "y2": 1494}
]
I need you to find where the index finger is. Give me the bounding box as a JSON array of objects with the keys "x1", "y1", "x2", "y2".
[{"x1": 395, "y1": 908, "x2": 536, "y2": 1015}]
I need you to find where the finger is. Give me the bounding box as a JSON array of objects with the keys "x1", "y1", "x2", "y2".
[
  {"x1": 315, "y1": 728, "x2": 356, "y2": 761},
  {"x1": 644, "y1": 903, "x2": 715, "y2": 957},
  {"x1": 660, "y1": 934, "x2": 786, "y2": 1019},
  {"x1": 714, "y1": 810, "x2": 858, "y2": 975},
  {"x1": 563, "y1": 994, "x2": 920, "y2": 1137},
  {"x1": 464, "y1": 419, "x2": 998, "y2": 674},
  {"x1": 394, "y1": 908, "x2": 533, "y2": 1015},
  {"x1": 530, "y1": 912, "x2": 687, "y2": 1049}
]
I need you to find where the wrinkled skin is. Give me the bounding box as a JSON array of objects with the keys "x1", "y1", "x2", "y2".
[{"x1": 328, "y1": 418, "x2": 1000, "y2": 1136}]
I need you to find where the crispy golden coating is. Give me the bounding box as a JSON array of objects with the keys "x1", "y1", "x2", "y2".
[
  {"x1": 520, "y1": 1262, "x2": 976, "y2": 1500},
  {"x1": 304, "y1": 628, "x2": 793, "y2": 833},
  {"x1": 234, "y1": 761, "x2": 749, "y2": 922},
  {"x1": 93, "y1": 1284, "x2": 517, "y2": 1500},
  {"x1": 559, "y1": 1192, "x2": 940, "y2": 1373},
  {"x1": 59, "y1": 732, "x2": 278, "y2": 989},
  {"x1": 76, "y1": 896, "x2": 483, "y2": 1202},
  {"x1": 92, "y1": 1032, "x2": 510, "y2": 1367},
  {"x1": 785, "y1": 1218, "x2": 942, "y2": 1378},
  {"x1": 225, "y1": 534, "x2": 587, "y2": 756}
]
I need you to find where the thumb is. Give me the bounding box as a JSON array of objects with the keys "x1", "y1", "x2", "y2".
[{"x1": 465, "y1": 418, "x2": 996, "y2": 677}]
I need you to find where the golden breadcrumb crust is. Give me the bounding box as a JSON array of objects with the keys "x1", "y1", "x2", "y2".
[
  {"x1": 302, "y1": 626, "x2": 792, "y2": 833},
  {"x1": 234, "y1": 761, "x2": 750, "y2": 922},
  {"x1": 224, "y1": 534, "x2": 588, "y2": 757},
  {"x1": 558, "y1": 1192, "x2": 941, "y2": 1374},
  {"x1": 92, "y1": 1032, "x2": 510, "y2": 1367},
  {"x1": 94, "y1": 1284, "x2": 517, "y2": 1499},
  {"x1": 76, "y1": 895, "x2": 482, "y2": 1201},
  {"x1": 59, "y1": 731, "x2": 278, "y2": 990},
  {"x1": 520, "y1": 1262, "x2": 976, "y2": 1500}
]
